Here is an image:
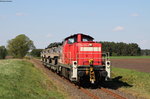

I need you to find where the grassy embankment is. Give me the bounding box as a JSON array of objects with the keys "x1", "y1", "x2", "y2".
[
  {"x1": 110, "y1": 56, "x2": 150, "y2": 59},
  {"x1": 112, "y1": 67, "x2": 150, "y2": 99},
  {"x1": 0, "y1": 59, "x2": 65, "y2": 99}
]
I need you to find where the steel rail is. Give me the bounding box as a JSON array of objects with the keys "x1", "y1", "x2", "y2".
[
  {"x1": 80, "y1": 88, "x2": 100, "y2": 99},
  {"x1": 100, "y1": 88, "x2": 127, "y2": 99}
]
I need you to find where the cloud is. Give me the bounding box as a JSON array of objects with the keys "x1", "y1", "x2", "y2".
[
  {"x1": 112, "y1": 26, "x2": 124, "y2": 32},
  {"x1": 130, "y1": 13, "x2": 140, "y2": 17},
  {"x1": 15, "y1": 12, "x2": 26, "y2": 16}
]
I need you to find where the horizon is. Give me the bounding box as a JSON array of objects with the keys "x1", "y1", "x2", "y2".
[{"x1": 0, "y1": 0, "x2": 150, "y2": 49}]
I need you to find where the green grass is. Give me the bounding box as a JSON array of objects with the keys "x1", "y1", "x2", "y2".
[
  {"x1": 110, "y1": 56, "x2": 150, "y2": 59},
  {"x1": 0, "y1": 59, "x2": 65, "y2": 99},
  {"x1": 112, "y1": 67, "x2": 150, "y2": 99}
]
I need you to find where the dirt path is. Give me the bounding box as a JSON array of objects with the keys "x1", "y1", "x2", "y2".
[{"x1": 111, "y1": 59, "x2": 150, "y2": 73}]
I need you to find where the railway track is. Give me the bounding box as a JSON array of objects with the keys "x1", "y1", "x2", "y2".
[
  {"x1": 60, "y1": 76, "x2": 100, "y2": 99},
  {"x1": 31, "y1": 58, "x2": 127, "y2": 99},
  {"x1": 100, "y1": 88, "x2": 126, "y2": 99}
]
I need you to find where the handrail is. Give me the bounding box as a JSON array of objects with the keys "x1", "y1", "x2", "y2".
[
  {"x1": 76, "y1": 53, "x2": 109, "y2": 60},
  {"x1": 62, "y1": 52, "x2": 110, "y2": 65}
]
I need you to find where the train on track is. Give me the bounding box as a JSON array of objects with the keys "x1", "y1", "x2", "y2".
[{"x1": 41, "y1": 33, "x2": 111, "y2": 85}]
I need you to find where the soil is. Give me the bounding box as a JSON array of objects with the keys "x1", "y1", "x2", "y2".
[{"x1": 111, "y1": 58, "x2": 150, "y2": 73}]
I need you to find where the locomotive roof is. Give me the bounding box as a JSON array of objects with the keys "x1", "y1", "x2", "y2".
[{"x1": 64, "y1": 33, "x2": 94, "y2": 41}]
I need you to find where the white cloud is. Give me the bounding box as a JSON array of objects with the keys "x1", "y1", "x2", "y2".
[
  {"x1": 130, "y1": 13, "x2": 140, "y2": 17},
  {"x1": 112, "y1": 26, "x2": 124, "y2": 32},
  {"x1": 15, "y1": 12, "x2": 26, "y2": 16}
]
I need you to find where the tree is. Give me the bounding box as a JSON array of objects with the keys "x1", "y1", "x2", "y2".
[
  {"x1": 30, "y1": 49, "x2": 43, "y2": 57},
  {"x1": 98, "y1": 41, "x2": 141, "y2": 56},
  {"x1": 141, "y1": 49, "x2": 150, "y2": 56},
  {"x1": 7, "y1": 34, "x2": 35, "y2": 58},
  {"x1": 0, "y1": 46, "x2": 7, "y2": 59}
]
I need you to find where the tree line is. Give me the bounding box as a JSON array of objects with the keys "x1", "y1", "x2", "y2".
[
  {"x1": 141, "y1": 49, "x2": 150, "y2": 56},
  {"x1": 1, "y1": 34, "x2": 150, "y2": 59},
  {"x1": 98, "y1": 41, "x2": 141, "y2": 56},
  {"x1": 30, "y1": 49, "x2": 43, "y2": 57}
]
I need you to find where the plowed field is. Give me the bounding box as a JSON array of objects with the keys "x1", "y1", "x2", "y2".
[{"x1": 111, "y1": 59, "x2": 150, "y2": 73}]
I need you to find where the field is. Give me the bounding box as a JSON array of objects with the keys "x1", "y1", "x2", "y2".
[
  {"x1": 110, "y1": 56, "x2": 150, "y2": 99},
  {"x1": 111, "y1": 57, "x2": 150, "y2": 72},
  {"x1": 0, "y1": 59, "x2": 65, "y2": 99}
]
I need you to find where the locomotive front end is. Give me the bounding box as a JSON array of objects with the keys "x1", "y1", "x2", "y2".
[{"x1": 77, "y1": 41, "x2": 110, "y2": 84}]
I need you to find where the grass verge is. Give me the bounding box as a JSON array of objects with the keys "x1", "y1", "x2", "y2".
[
  {"x1": 112, "y1": 67, "x2": 150, "y2": 99},
  {"x1": 0, "y1": 59, "x2": 65, "y2": 99}
]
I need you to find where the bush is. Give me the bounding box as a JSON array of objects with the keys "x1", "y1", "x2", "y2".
[
  {"x1": 30, "y1": 49, "x2": 43, "y2": 57},
  {"x1": 0, "y1": 46, "x2": 7, "y2": 59}
]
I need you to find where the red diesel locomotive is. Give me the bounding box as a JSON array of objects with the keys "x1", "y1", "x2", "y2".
[{"x1": 41, "y1": 33, "x2": 111, "y2": 84}]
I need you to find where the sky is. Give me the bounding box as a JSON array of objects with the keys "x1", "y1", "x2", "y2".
[{"x1": 0, "y1": 0, "x2": 150, "y2": 49}]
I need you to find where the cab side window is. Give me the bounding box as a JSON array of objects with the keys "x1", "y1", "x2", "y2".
[{"x1": 68, "y1": 37, "x2": 77, "y2": 44}]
